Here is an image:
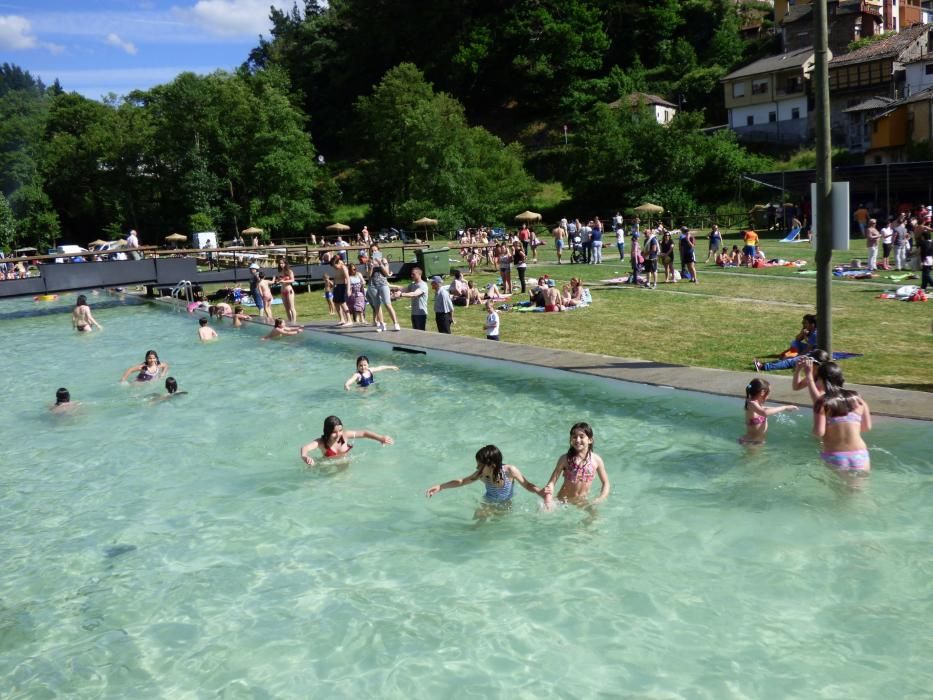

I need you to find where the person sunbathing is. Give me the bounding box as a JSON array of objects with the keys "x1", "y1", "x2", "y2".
[
  {"x1": 562, "y1": 278, "x2": 585, "y2": 307},
  {"x1": 483, "y1": 283, "x2": 508, "y2": 300}
]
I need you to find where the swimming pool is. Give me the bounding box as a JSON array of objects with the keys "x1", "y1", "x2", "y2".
[{"x1": 2, "y1": 293, "x2": 932, "y2": 698}]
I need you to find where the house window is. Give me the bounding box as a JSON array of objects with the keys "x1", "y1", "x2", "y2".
[
  {"x1": 752, "y1": 79, "x2": 769, "y2": 95},
  {"x1": 925, "y1": 63, "x2": 933, "y2": 75},
  {"x1": 792, "y1": 107, "x2": 801, "y2": 119},
  {"x1": 786, "y1": 77, "x2": 801, "y2": 93},
  {"x1": 746, "y1": 115, "x2": 754, "y2": 126},
  {"x1": 733, "y1": 82, "x2": 745, "y2": 98},
  {"x1": 769, "y1": 112, "x2": 777, "y2": 123}
]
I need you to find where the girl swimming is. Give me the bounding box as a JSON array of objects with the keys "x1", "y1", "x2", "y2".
[
  {"x1": 344, "y1": 355, "x2": 399, "y2": 390},
  {"x1": 739, "y1": 378, "x2": 798, "y2": 445},
  {"x1": 121, "y1": 350, "x2": 168, "y2": 383},
  {"x1": 300, "y1": 415, "x2": 393, "y2": 466},
  {"x1": 150, "y1": 376, "x2": 189, "y2": 403},
  {"x1": 425, "y1": 444, "x2": 548, "y2": 518},
  {"x1": 542, "y1": 422, "x2": 610, "y2": 509},
  {"x1": 814, "y1": 389, "x2": 872, "y2": 475}
]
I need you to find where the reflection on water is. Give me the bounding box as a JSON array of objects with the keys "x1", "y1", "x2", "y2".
[{"x1": 0, "y1": 301, "x2": 931, "y2": 698}]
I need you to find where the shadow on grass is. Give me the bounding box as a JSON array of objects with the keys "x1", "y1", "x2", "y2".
[{"x1": 557, "y1": 360, "x2": 683, "y2": 371}]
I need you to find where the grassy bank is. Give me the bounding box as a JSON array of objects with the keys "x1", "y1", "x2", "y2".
[{"x1": 225, "y1": 230, "x2": 933, "y2": 390}]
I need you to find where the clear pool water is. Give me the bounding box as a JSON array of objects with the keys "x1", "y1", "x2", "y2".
[{"x1": 1, "y1": 293, "x2": 932, "y2": 698}]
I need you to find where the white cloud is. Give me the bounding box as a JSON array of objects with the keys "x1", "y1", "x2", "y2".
[
  {"x1": 106, "y1": 32, "x2": 138, "y2": 55},
  {"x1": 0, "y1": 14, "x2": 65, "y2": 53},
  {"x1": 0, "y1": 14, "x2": 36, "y2": 49},
  {"x1": 173, "y1": 0, "x2": 294, "y2": 37}
]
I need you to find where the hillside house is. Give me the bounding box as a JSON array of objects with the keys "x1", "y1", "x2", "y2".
[
  {"x1": 721, "y1": 46, "x2": 817, "y2": 145},
  {"x1": 608, "y1": 93, "x2": 678, "y2": 125}
]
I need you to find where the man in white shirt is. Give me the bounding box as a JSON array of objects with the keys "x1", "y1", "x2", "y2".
[{"x1": 125, "y1": 230, "x2": 139, "y2": 248}]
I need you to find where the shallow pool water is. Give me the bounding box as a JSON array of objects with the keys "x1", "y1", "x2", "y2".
[{"x1": 1, "y1": 293, "x2": 932, "y2": 698}]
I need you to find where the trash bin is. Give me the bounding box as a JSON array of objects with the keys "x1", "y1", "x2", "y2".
[{"x1": 415, "y1": 247, "x2": 450, "y2": 279}]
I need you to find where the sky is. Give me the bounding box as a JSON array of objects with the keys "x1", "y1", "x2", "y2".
[{"x1": 0, "y1": 0, "x2": 296, "y2": 99}]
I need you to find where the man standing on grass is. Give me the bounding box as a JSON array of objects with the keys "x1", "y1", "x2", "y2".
[
  {"x1": 866, "y1": 218, "x2": 881, "y2": 271},
  {"x1": 393, "y1": 266, "x2": 429, "y2": 330},
  {"x1": 553, "y1": 224, "x2": 566, "y2": 264},
  {"x1": 431, "y1": 275, "x2": 454, "y2": 333}
]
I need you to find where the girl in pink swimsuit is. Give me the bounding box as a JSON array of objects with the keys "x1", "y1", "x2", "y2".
[
  {"x1": 814, "y1": 390, "x2": 872, "y2": 478},
  {"x1": 300, "y1": 415, "x2": 393, "y2": 466},
  {"x1": 543, "y1": 422, "x2": 610, "y2": 509},
  {"x1": 739, "y1": 378, "x2": 798, "y2": 445}
]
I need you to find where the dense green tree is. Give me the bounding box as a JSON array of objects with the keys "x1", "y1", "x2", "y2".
[
  {"x1": 9, "y1": 183, "x2": 60, "y2": 249},
  {"x1": 0, "y1": 193, "x2": 15, "y2": 251},
  {"x1": 355, "y1": 64, "x2": 537, "y2": 228}
]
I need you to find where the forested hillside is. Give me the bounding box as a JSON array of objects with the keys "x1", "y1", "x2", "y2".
[{"x1": 0, "y1": 1, "x2": 778, "y2": 249}]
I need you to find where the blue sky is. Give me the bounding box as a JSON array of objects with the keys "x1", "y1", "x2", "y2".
[{"x1": 0, "y1": 0, "x2": 295, "y2": 99}]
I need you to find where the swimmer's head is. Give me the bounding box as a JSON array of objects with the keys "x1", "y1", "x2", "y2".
[
  {"x1": 567, "y1": 422, "x2": 594, "y2": 458},
  {"x1": 745, "y1": 378, "x2": 770, "y2": 407},
  {"x1": 817, "y1": 361, "x2": 845, "y2": 394},
  {"x1": 234, "y1": 305, "x2": 242, "y2": 314},
  {"x1": 165, "y1": 377, "x2": 178, "y2": 394},
  {"x1": 321, "y1": 415, "x2": 343, "y2": 444},
  {"x1": 808, "y1": 349, "x2": 831, "y2": 365},
  {"x1": 475, "y1": 444, "x2": 504, "y2": 482},
  {"x1": 199, "y1": 317, "x2": 208, "y2": 326},
  {"x1": 55, "y1": 387, "x2": 70, "y2": 405},
  {"x1": 356, "y1": 355, "x2": 369, "y2": 372},
  {"x1": 145, "y1": 350, "x2": 159, "y2": 363},
  {"x1": 76, "y1": 295, "x2": 88, "y2": 307},
  {"x1": 274, "y1": 318, "x2": 284, "y2": 328}
]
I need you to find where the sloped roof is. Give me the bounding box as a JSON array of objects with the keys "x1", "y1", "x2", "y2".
[
  {"x1": 783, "y1": 0, "x2": 881, "y2": 25},
  {"x1": 841, "y1": 96, "x2": 896, "y2": 112},
  {"x1": 608, "y1": 92, "x2": 677, "y2": 109},
  {"x1": 830, "y1": 23, "x2": 930, "y2": 67},
  {"x1": 722, "y1": 46, "x2": 815, "y2": 81},
  {"x1": 873, "y1": 85, "x2": 933, "y2": 119}
]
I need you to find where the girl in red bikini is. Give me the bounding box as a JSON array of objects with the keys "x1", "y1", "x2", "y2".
[
  {"x1": 542, "y1": 422, "x2": 610, "y2": 510},
  {"x1": 300, "y1": 415, "x2": 393, "y2": 466}
]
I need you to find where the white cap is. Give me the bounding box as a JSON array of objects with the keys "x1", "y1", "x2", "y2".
[{"x1": 249, "y1": 263, "x2": 259, "y2": 270}]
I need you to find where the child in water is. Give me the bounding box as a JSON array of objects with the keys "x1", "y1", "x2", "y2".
[
  {"x1": 151, "y1": 377, "x2": 189, "y2": 403},
  {"x1": 51, "y1": 387, "x2": 78, "y2": 413},
  {"x1": 262, "y1": 318, "x2": 303, "y2": 340},
  {"x1": 425, "y1": 444, "x2": 548, "y2": 518},
  {"x1": 231, "y1": 305, "x2": 250, "y2": 328},
  {"x1": 343, "y1": 355, "x2": 399, "y2": 390},
  {"x1": 121, "y1": 350, "x2": 168, "y2": 383},
  {"x1": 814, "y1": 389, "x2": 872, "y2": 476},
  {"x1": 542, "y1": 422, "x2": 610, "y2": 509},
  {"x1": 197, "y1": 317, "x2": 219, "y2": 341},
  {"x1": 739, "y1": 378, "x2": 798, "y2": 445},
  {"x1": 300, "y1": 415, "x2": 393, "y2": 466}
]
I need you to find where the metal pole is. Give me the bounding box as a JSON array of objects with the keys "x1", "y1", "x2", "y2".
[{"x1": 814, "y1": 0, "x2": 833, "y2": 355}]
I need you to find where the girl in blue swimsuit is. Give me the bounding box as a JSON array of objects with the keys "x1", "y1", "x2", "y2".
[
  {"x1": 343, "y1": 355, "x2": 399, "y2": 390},
  {"x1": 425, "y1": 445, "x2": 548, "y2": 519}
]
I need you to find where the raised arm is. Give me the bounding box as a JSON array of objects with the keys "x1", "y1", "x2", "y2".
[
  {"x1": 345, "y1": 429, "x2": 394, "y2": 446},
  {"x1": 120, "y1": 364, "x2": 142, "y2": 382},
  {"x1": 425, "y1": 469, "x2": 481, "y2": 497},
  {"x1": 747, "y1": 399, "x2": 798, "y2": 418},
  {"x1": 344, "y1": 373, "x2": 361, "y2": 391},
  {"x1": 370, "y1": 365, "x2": 399, "y2": 374}
]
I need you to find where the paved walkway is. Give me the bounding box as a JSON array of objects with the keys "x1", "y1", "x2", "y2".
[{"x1": 303, "y1": 320, "x2": 933, "y2": 422}]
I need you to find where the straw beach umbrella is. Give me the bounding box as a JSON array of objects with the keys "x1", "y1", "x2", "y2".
[
  {"x1": 326, "y1": 223, "x2": 351, "y2": 232},
  {"x1": 165, "y1": 233, "x2": 187, "y2": 242},
  {"x1": 413, "y1": 217, "x2": 438, "y2": 227},
  {"x1": 633, "y1": 203, "x2": 664, "y2": 215},
  {"x1": 514, "y1": 210, "x2": 542, "y2": 223},
  {"x1": 241, "y1": 226, "x2": 264, "y2": 235}
]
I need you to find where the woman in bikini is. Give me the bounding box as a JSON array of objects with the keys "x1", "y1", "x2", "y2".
[
  {"x1": 72, "y1": 295, "x2": 103, "y2": 332},
  {"x1": 542, "y1": 422, "x2": 610, "y2": 509},
  {"x1": 814, "y1": 389, "x2": 872, "y2": 480},
  {"x1": 300, "y1": 415, "x2": 394, "y2": 466},
  {"x1": 121, "y1": 350, "x2": 169, "y2": 383},
  {"x1": 274, "y1": 258, "x2": 297, "y2": 324}
]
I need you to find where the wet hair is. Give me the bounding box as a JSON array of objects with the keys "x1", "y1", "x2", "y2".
[
  {"x1": 565, "y1": 422, "x2": 594, "y2": 462},
  {"x1": 356, "y1": 355, "x2": 369, "y2": 368},
  {"x1": 816, "y1": 361, "x2": 845, "y2": 396},
  {"x1": 234, "y1": 305, "x2": 242, "y2": 314},
  {"x1": 822, "y1": 390, "x2": 859, "y2": 418},
  {"x1": 208, "y1": 305, "x2": 217, "y2": 317},
  {"x1": 745, "y1": 378, "x2": 770, "y2": 408},
  {"x1": 320, "y1": 415, "x2": 343, "y2": 446},
  {"x1": 274, "y1": 318, "x2": 284, "y2": 328},
  {"x1": 199, "y1": 317, "x2": 208, "y2": 326},
  {"x1": 145, "y1": 350, "x2": 159, "y2": 363},
  {"x1": 475, "y1": 444, "x2": 504, "y2": 484},
  {"x1": 76, "y1": 295, "x2": 88, "y2": 307},
  {"x1": 165, "y1": 377, "x2": 178, "y2": 394},
  {"x1": 808, "y1": 349, "x2": 831, "y2": 365},
  {"x1": 55, "y1": 387, "x2": 70, "y2": 404}
]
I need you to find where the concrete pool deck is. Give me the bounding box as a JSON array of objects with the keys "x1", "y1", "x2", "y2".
[{"x1": 304, "y1": 320, "x2": 933, "y2": 422}]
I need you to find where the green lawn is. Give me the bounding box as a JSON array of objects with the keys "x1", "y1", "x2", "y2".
[{"x1": 227, "y1": 230, "x2": 933, "y2": 391}]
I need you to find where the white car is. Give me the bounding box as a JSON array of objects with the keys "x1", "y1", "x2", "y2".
[{"x1": 48, "y1": 245, "x2": 90, "y2": 263}]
